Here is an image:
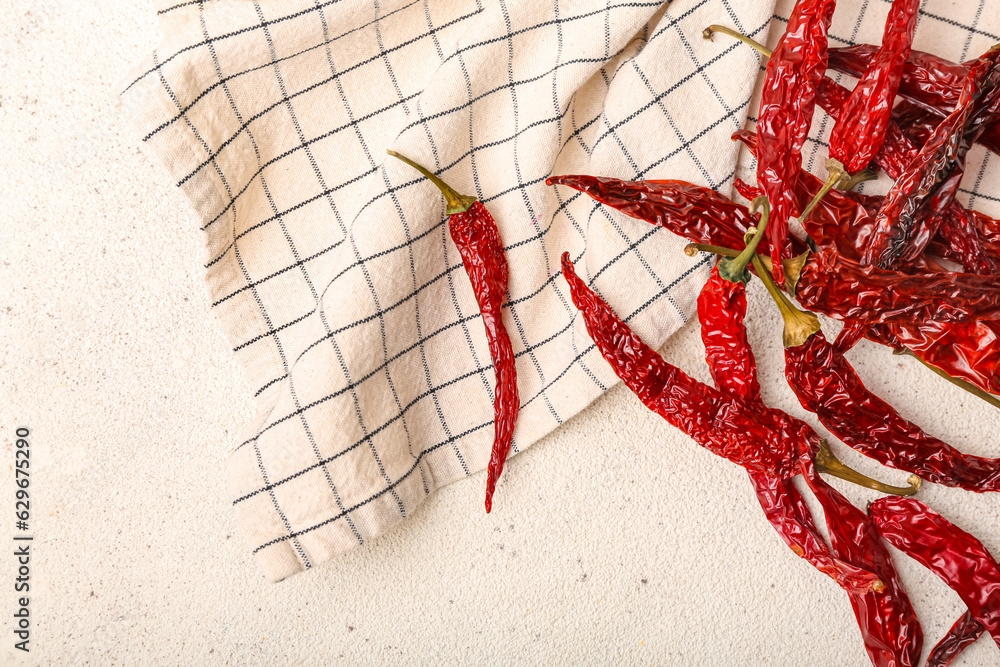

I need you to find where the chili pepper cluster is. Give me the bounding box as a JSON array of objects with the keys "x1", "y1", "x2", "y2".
[
  {"x1": 388, "y1": 1, "x2": 1000, "y2": 663},
  {"x1": 551, "y1": 1, "x2": 1000, "y2": 664}
]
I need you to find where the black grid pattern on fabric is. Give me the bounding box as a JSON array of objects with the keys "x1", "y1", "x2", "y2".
[{"x1": 121, "y1": 0, "x2": 785, "y2": 580}]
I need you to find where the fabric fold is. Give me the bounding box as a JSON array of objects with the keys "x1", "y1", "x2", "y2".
[{"x1": 121, "y1": 0, "x2": 775, "y2": 581}]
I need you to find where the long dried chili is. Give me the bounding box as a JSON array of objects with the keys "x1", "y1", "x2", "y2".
[
  {"x1": 803, "y1": 466, "x2": 923, "y2": 667},
  {"x1": 870, "y1": 497, "x2": 1000, "y2": 650},
  {"x1": 545, "y1": 174, "x2": 806, "y2": 258},
  {"x1": 754, "y1": 0, "x2": 837, "y2": 286},
  {"x1": 562, "y1": 251, "x2": 886, "y2": 592},
  {"x1": 387, "y1": 151, "x2": 518, "y2": 513},
  {"x1": 828, "y1": 0, "x2": 920, "y2": 175},
  {"x1": 697, "y1": 210, "x2": 899, "y2": 595}
]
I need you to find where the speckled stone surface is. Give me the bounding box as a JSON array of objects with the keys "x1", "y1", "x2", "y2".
[{"x1": 1, "y1": 1, "x2": 998, "y2": 665}]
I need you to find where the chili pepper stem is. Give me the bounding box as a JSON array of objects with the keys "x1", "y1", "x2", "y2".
[
  {"x1": 815, "y1": 440, "x2": 922, "y2": 495},
  {"x1": 685, "y1": 243, "x2": 807, "y2": 293},
  {"x1": 797, "y1": 159, "x2": 848, "y2": 224},
  {"x1": 893, "y1": 348, "x2": 1000, "y2": 410},
  {"x1": 751, "y1": 252, "x2": 821, "y2": 348},
  {"x1": 702, "y1": 25, "x2": 773, "y2": 58},
  {"x1": 386, "y1": 150, "x2": 478, "y2": 214},
  {"x1": 839, "y1": 168, "x2": 879, "y2": 191},
  {"x1": 718, "y1": 196, "x2": 770, "y2": 283}
]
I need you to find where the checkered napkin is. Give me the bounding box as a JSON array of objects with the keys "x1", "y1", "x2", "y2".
[{"x1": 120, "y1": 0, "x2": 1000, "y2": 582}]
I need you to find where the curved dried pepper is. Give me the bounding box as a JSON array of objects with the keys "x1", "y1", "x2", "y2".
[
  {"x1": 803, "y1": 467, "x2": 923, "y2": 667},
  {"x1": 545, "y1": 174, "x2": 805, "y2": 257},
  {"x1": 784, "y1": 331, "x2": 1000, "y2": 491},
  {"x1": 927, "y1": 611, "x2": 985, "y2": 667},
  {"x1": 563, "y1": 251, "x2": 884, "y2": 592},
  {"x1": 870, "y1": 318, "x2": 1000, "y2": 397},
  {"x1": 387, "y1": 151, "x2": 518, "y2": 513},
  {"x1": 561, "y1": 252, "x2": 811, "y2": 480},
  {"x1": 828, "y1": 0, "x2": 920, "y2": 174},
  {"x1": 870, "y1": 497, "x2": 1000, "y2": 650},
  {"x1": 755, "y1": 0, "x2": 837, "y2": 286},
  {"x1": 828, "y1": 44, "x2": 969, "y2": 114},
  {"x1": 830, "y1": 43, "x2": 1000, "y2": 157},
  {"x1": 698, "y1": 229, "x2": 891, "y2": 596}
]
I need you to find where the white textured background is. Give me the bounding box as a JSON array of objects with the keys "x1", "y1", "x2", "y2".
[{"x1": 1, "y1": 1, "x2": 999, "y2": 665}]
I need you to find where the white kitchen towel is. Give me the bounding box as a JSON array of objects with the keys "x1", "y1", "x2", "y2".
[{"x1": 121, "y1": 0, "x2": 775, "y2": 581}]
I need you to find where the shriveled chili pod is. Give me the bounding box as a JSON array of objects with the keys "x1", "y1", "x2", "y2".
[
  {"x1": 748, "y1": 249, "x2": 1000, "y2": 490},
  {"x1": 803, "y1": 466, "x2": 923, "y2": 667},
  {"x1": 387, "y1": 151, "x2": 518, "y2": 513},
  {"x1": 927, "y1": 611, "x2": 985, "y2": 667},
  {"x1": 870, "y1": 497, "x2": 1000, "y2": 651},
  {"x1": 828, "y1": 44, "x2": 969, "y2": 114},
  {"x1": 753, "y1": 0, "x2": 837, "y2": 286},
  {"x1": 545, "y1": 174, "x2": 806, "y2": 257},
  {"x1": 829, "y1": 0, "x2": 920, "y2": 174},
  {"x1": 863, "y1": 45, "x2": 1000, "y2": 269},
  {"x1": 563, "y1": 251, "x2": 886, "y2": 593},
  {"x1": 794, "y1": 0, "x2": 920, "y2": 227},
  {"x1": 697, "y1": 208, "x2": 892, "y2": 594}
]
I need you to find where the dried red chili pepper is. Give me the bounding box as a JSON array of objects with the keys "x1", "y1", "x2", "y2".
[
  {"x1": 870, "y1": 318, "x2": 1000, "y2": 397},
  {"x1": 721, "y1": 34, "x2": 999, "y2": 274},
  {"x1": 562, "y1": 250, "x2": 887, "y2": 592},
  {"x1": 863, "y1": 45, "x2": 1000, "y2": 269},
  {"x1": 387, "y1": 151, "x2": 518, "y2": 513},
  {"x1": 803, "y1": 466, "x2": 923, "y2": 667},
  {"x1": 753, "y1": 0, "x2": 836, "y2": 287},
  {"x1": 697, "y1": 212, "x2": 895, "y2": 595},
  {"x1": 544, "y1": 174, "x2": 806, "y2": 257},
  {"x1": 561, "y1": 251, "x2": 809, "y2": 480},
  {"x1": 870, "y1": 497, "x2": 1000, "y2": 650},
  {"x1": 783, "y1": 330, "x2": 1000, "y2": 491},
  {"x1": 927, "y1": 611, "x2": 985, "y2": 667},
  {"x1": 828, "y1": 0, "x2": 919, "y2": 175}
]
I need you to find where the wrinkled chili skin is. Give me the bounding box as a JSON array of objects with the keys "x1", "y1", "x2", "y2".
[
  {"x1": 794, "y1": 248, "x2": 1000, "y2": 326},
  {"x1": 448, "y1": 201, "x2": 519, "y2": 514},
  {"x1": 561, "y1": 253, "x2": 812, "y2": 479},
  {"x1": 871, "y1": 318, "x2": 1000, "y2": 396},
  {"x1": 870, "y1": 497, "x2": 1000, "y2": 648},
  {"x1": 756, "y1": 0, "x2": 837, "y2": 286},
  {"x1": 698, "y1": 267, "x2": 880, "y2": 593},
  {"x1": 786, "y1": 332, "x2": 1000, "y2": 491},
  {"x1": 927, "y1": 611, "x2": 985, "y2": 667},
  {"x1": 863, "y1": 48, "x2": 1000, "y2": 269},
  {"x1": 546, "y1": 175, "x2": 805, "y2": 257},
  {"x1": 737, "y1": 128, "x2": 998, "y2": 274},
  {"x1": 698, "y1": 267, "x2": 761, "y2": 403},
  {"x1": 828, "y1": 0, "x2": 920, "y2": 174},
  {"x1": 832, "y1": 44, "x2": 1000, "y2": 156},
  {"x1": 804, "y1": 468, "x2": 923, "y2": 667},
  {"x1": 829, "y1": 44, "x2": 969, "y2": 116}
]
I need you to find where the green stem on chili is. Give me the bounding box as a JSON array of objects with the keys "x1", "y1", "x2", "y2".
[
  {"x1": 751, "y1": 251, "x2": 821, "y2": 348},
  {"x1": 797, "y1": 159, "x2": 848, "y2": 224},
  {"x1": 703, "y1": 25, "x2": 772, "y2": 58},
  {"x1": 839, "y1": 168, "x2": 879, "y2": 191},
  {"x1": 386, "y1": 150, "x2": 478, "y2": 214},
  {"x1": 718, "y1": 196, "x2": 769, "y2": 283},
  {"x1": 814, "y1": 441, "x2": 922, "y2": 496}
]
